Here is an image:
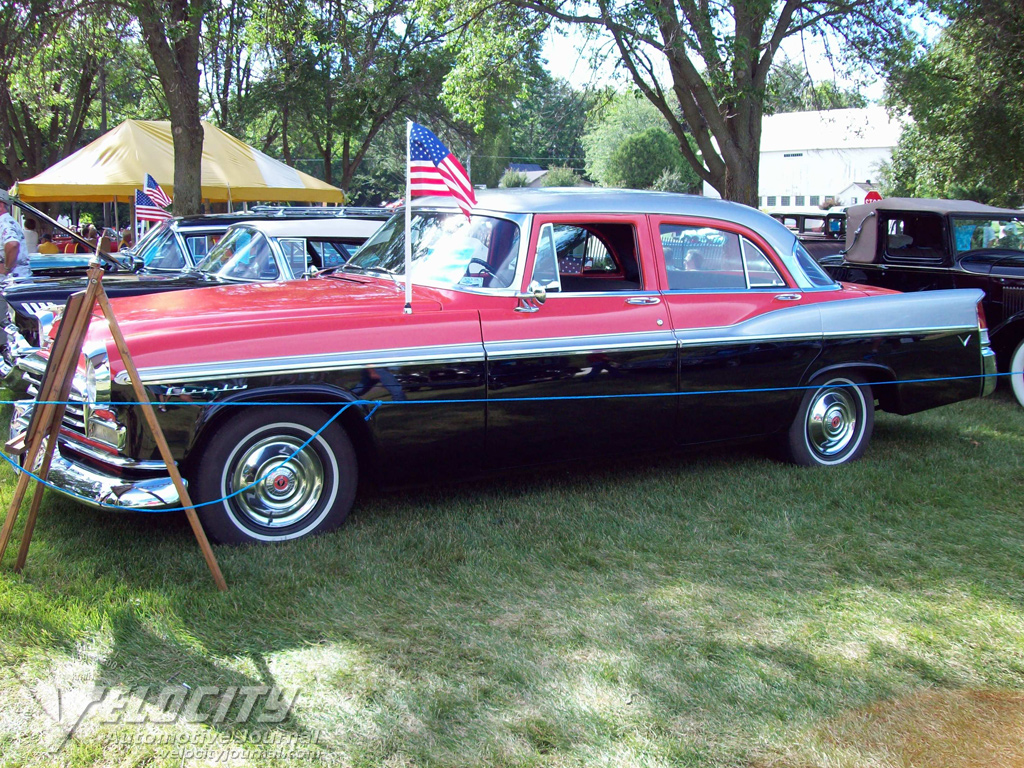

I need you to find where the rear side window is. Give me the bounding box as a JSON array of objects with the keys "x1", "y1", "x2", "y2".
[
  {"x1": 881, "y1": 213, "x2": 948, "y2": 266},
  {"x1": 660, "y1": 225, "x2": 746, "y2": 290}
]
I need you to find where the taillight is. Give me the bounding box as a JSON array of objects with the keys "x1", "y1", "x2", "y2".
[{"x1": 977, "y1": 301, "x2": 990, "y2": 345}]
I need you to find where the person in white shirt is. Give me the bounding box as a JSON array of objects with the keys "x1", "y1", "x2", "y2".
[
  {"x1": 23, "y1": 218, "x2": 38, "y2": 253},
  {"x1": 0, "y1": 198, "x2": 31, "y2": 280}
]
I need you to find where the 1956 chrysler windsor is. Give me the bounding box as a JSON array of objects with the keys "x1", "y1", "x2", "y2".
[{"x1": 9, "y1": 190, "x2": 997, "y2": 544}]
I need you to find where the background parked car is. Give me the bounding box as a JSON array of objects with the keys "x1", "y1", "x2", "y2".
[
  {"x1": 824, "y1": 197, "x2": 1024, "y2": 405},
  {"x1": 768, "y1": 208, "x2": 846, "y2": 263},
  {"x1": 2, "y1": 208, "x2": 389, "y2": 374}
]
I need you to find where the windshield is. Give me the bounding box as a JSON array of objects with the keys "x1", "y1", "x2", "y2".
[
  {"x1": 345, "y1": 212, "x2": 521, "y2": 290},
  {"x1": 136, "y1": 226, "x2": 186, "y2": 271},
  {"x1": 197, "y1": 226, "x2": 280, "y2": 281},
  {"x1": 952, "y1": 216, "x2": 1024, "y2": 254}
]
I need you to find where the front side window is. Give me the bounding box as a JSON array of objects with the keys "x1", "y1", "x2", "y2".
[
  {"x1": 198, "y1": 227, "x2": 280, "y2": 281},
  {"x1": 278, "y1": 238, "x2": 308, "y2": 276},
  {"x1": 534, "y1": 221, "x2": 641, "y2": 292},
  {"x1": 137, "y1": 227, "x2": 186, "y2": 271},
  {"x1": 952, "y1": 216, "x2": 1024, "y2": 254},
  {"x1": 346, "y1": 212, "x2": 521, "y2": 290}
]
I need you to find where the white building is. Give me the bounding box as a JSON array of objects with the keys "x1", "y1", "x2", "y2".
[{"x1": 702, "y1": 106, "x2": 904, "y2": 208}]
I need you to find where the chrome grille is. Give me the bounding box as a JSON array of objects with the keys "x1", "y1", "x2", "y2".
[
  {"x1": 1005, "y1": 286, "x2": 1024, "y2": 318},
  {"x1": 19, "y1": 359, "x2": 87, "y2": 436}
]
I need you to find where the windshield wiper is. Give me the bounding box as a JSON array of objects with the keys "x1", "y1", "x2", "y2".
[{"x1": 338, "y1": 263, "x2": 402, "y2": 289}]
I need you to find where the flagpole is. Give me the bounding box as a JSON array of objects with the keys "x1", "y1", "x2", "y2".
[{"x1": 403, "y1": 120, "x2": 413, "y2": 314}]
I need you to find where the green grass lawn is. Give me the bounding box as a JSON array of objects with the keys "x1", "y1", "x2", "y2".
[{"x1": 1, "y1": 390, "x2": 1023, "y2": 767}]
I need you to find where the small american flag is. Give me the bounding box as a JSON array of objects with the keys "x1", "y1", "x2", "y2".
[
  {"x1": 135, "y1": 189, "x2": 173, "y2": 221},
  {"x1": 409, "y1": 122, "x2": 476, "y2": 218},
  {"x1": 144, "y1": 173, "x2": 173, "y2": 209}
]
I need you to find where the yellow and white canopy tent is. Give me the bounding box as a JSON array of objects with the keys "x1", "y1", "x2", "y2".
[{"x1": 11, "y1": 119, "x2": 345, "y2": 205}]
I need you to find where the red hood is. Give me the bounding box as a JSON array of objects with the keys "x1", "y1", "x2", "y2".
[{"x1": 84, "y1": 277, "x2": 458, "y2": 376}]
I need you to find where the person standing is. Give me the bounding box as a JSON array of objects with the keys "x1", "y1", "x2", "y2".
[
  {"x1": 0, "y1": 198, "x2": 31, "y2": 280},
  {"x1": 23, "y1": 218, "x2": 38, "y2": 253}
]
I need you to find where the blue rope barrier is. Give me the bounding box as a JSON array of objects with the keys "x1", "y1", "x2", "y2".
[
  {"x1": 0, "y1": 405, "x2": 353, "y2": 514},
  {"x1": 0, "y1": 370, "x2": 1015, "y2": 516},
  {"x1": 0, "y1": 370, "x2": 1015, "y2": 409}
]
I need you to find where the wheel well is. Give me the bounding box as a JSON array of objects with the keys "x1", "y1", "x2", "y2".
[
  {"x1": 990, "y1": 319, "x2": 1024, "y2": 371},
  {"x1": 809, "y1": 364, "x2": 899, "y2": 413},
  {"x1": 182, "y1": 390, "x2": 379, "y2": 482}
]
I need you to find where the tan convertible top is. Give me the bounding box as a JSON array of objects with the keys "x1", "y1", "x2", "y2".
[{"x1": 844, "y1": 197, "x2": 1024, "y2": 263}]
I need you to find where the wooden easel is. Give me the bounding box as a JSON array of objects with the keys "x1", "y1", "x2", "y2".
[{"x1": 0, "y1": 261, "x2": 227, "y2": 590}]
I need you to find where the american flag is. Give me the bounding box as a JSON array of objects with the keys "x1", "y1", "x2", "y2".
[
  {"x1": 135, "y1": 189, "x2": 173, "y2": 221},
  {"x1": 144, "y1": 173, "x2": 173, "y2": 208},
  {"x1": 409, "y1": 122, "x2": 476, "y2": 218}
]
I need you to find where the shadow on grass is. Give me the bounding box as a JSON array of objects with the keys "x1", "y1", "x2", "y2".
[{"x1": 1, "y1": 395, "x2": 1023, "y2": 765}]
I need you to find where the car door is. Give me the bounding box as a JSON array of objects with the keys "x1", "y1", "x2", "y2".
[
  {"x1": 479, "y1": 214, "x2": 677, "y2": 466},
  {"x1": 652, "y1": 215, "x2": 823, "y2": 444}
]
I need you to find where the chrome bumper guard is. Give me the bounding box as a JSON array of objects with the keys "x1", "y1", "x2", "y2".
[
  {"x1": 981, "y1": 346, "x2": 997, "y2": 397},
  {"x1": 9, "y1": 400, "x2": 181, "y2": 512}
]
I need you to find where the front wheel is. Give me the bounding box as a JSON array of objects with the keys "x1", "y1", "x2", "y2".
[
  {"x1": 784, "y1": 375, "x2": 874, "y2": 466},
  {"x1": 1010, "y1": 339, "x2": 1024, "y2": 408},
  {"x1": 192, "y1": 406, "x2": 357, "y2": 545}
]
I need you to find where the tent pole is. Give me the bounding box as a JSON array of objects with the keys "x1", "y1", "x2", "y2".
[{"x1": 113, "y1": 196, "x2": 119, "y2": 231}]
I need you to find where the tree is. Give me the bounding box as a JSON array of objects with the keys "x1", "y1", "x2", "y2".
[
  {"x1": 453, "y1": 0, "x2": 912, "y2": 205},
  {"x1": 605, "y1": 127, "x2": 686, "y2": 189},
  {"x1": 254, "y1": 0, "x2": 451, "y2": 195},
  {"x1": 766, "y1": 57, "x2": 867, "y2": 114},
  {"x1": 883, "y1": 0, "x2": 1024, "y2": 206},
  {"x1": 0, "y1": 4, "x2": 105, "y2": 188},
  {"x1": 582, "y1": 91, "x2": 665, "y2": 186}
]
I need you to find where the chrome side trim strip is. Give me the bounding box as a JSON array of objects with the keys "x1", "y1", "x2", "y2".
[
  {"x1": 485, "y1": 330, "x2": 676, "y2": 360},
  {"x1": 119, "y1": 342, "x2": 488, "y2": 385}
]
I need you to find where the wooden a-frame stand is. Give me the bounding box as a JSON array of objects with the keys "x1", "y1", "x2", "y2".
[{"x1": 0, "y1": 261, "x2": 227, "y2": 590}]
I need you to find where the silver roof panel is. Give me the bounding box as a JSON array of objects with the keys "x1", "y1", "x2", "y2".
[{"x1": 412, "y1": 188, "x2": 801, "y2": 260}]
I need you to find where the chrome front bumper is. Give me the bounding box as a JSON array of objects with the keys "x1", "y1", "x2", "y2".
[
  {"x1": 30, "y1": 451, "x2": 182, "y2": 511},
  {"x1": 9, "y1": 400, "x2": 181, "y2": 512},
  {"x1": 982, "y1": 346, "x2": 998, "y2": 397}
]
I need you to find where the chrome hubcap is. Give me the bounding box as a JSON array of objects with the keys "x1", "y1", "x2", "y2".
[
  {"x1": 230, "y1": 436, "x2": 325, "y2": 528},
  {"x1": 807, "y1": 386, "x2": 858, "y2": 457}
]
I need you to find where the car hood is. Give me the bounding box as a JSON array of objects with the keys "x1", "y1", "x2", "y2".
[
  {"x1": 5, "y1": 271, "x2": 213, "y2": 308},
  {"x1": 86, "y1": 276, "x2": 447, "y2": 375}
]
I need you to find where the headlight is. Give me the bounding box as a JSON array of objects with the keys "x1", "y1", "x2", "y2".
[{"x1": 83, "y1": 349, "x2": 125, "y2": 450}]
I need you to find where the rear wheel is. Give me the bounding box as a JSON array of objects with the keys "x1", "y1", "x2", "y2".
[
  {"x1": 192, "y1": 407, "x2": 357, "y2": 545},
  {"x1": 1010, "y1": 339, "x2": 1024, "y2": 408},
  {"x1": 785, "y1": 375, "x2": 874, "y2": 466}
]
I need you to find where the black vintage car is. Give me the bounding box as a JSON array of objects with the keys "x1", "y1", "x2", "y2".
[
  {"x1": 2, "y1": 209, "x2": 389, "y2": 374},
  {"x1": 825, "y1": 198, "x2": 1024, "y2": 406},
  {"x1": 769, "y1": 208, "x2": 846, "y2": 263}
]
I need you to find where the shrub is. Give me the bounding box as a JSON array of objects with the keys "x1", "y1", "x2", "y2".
[
  {"x1": 499, "y1": 170, "x2": 529, "y2": 188},
  {"x1": 541, "y1": 166, "x2": 583, "y2": 187}
]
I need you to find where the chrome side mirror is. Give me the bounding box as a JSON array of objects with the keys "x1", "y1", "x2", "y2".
[{"x1": 515, "y1": 281, "x2": 548, "y2": 313}]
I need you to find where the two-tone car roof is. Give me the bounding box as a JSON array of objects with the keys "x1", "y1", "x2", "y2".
[
  {"x1": 225, "y1": 215, "x2": 389, "y2": 239},
  {"x1": 412, "y1": 188, "x2": 801, "y2": 264}
]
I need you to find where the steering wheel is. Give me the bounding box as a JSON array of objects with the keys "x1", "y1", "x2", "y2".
[{"x1": 467, "y1": 258, "x2": 497, "y2": 278}]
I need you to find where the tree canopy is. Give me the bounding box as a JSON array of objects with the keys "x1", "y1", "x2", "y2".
[
  {"x1": 443, "y1": 0, "x2": 914, "y2": 204},
  {"x1": 882, "y1": 0, "x2": 1024, "y2": 206}
]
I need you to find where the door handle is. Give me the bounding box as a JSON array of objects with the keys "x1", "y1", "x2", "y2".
[
  {"x1": 774, "y1": 293, "x2": 802, "y2": 301},
  {"x1": 626, "y1": 296, "x2": 661, "y2": 305}
]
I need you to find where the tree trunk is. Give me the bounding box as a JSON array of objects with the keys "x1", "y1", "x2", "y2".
[{"x1": 135, "y1": 0, "x2": 205, "y2": 215}]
